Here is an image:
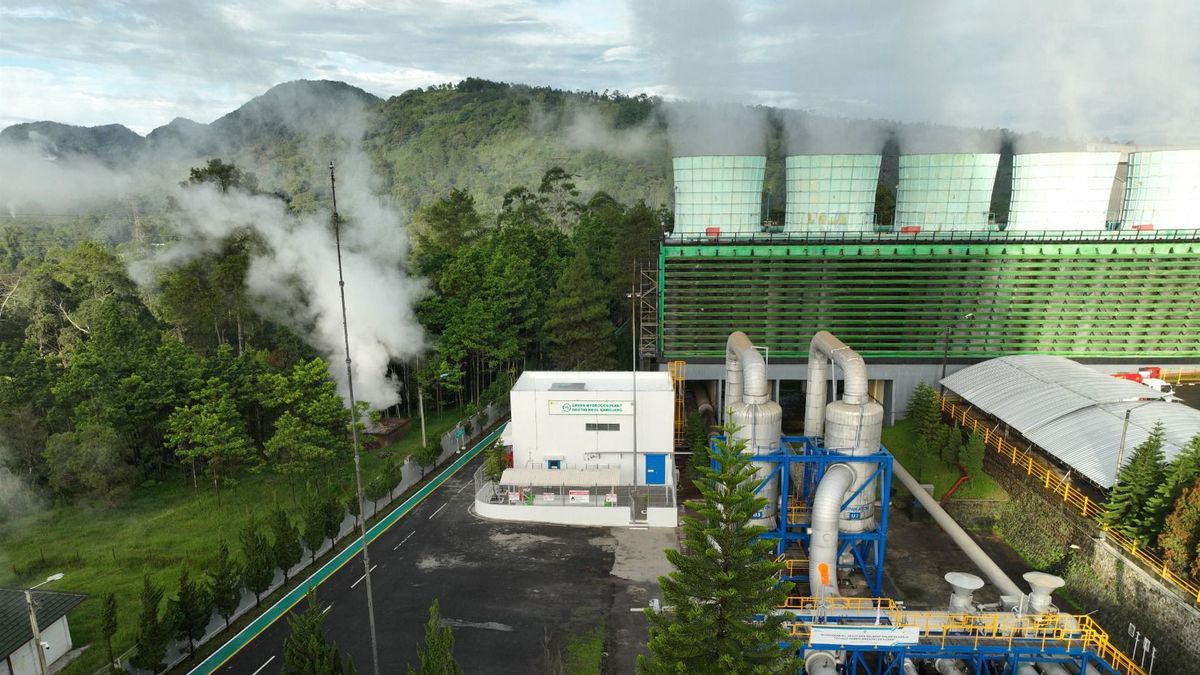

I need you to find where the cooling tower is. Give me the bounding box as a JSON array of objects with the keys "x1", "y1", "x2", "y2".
[
  {"x1": 784, "y1": 154, "x2": 881, "y2": 232},
  {"x1": 1006, "y1": 152, "x2": 1120, "y2": 231},
  {"x1": 672, "y1": 155, "x2": 766, "y2": 236},
  {"x1": 1121, "y1": 150, "x2": 1200, "y2": 230},
  {"x1": 895, "y1": 153, "x2": 999, "y2": 231}
]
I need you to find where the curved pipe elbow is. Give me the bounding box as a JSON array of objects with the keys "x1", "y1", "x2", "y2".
[
  {"x1": 811, "y1": 331, "x2": 869, "y2": 405},
  {"x1": 808, "y1": 463, "x2": 856, "y2": 596},
  {"x1": 727, "y1": 331, "x2": 769, "y2": 404}
]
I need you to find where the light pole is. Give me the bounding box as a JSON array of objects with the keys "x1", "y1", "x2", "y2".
[
  {"x1": 627, "y1": 281, "x2": 640, "y2": 487},
  {"x1": 25, "y1": 572, "x2": 64, "y2": 675},
  {"x1": 417, "y1": 371, "x2": 450, "y2": 449},
  {"x1": 939, "y1": 312, "x2": 974, "y2": 392}
]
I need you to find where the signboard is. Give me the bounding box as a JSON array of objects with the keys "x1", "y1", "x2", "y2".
[
  {"x1": 508, "y1": 490, "x2": 522, "y2": 504},
  {"x1": 568, "y1": 490, "x2": 590, "y2": 504},
  {"x1": 538, "y1": 492, "x2": 556, "y2": 504},
  {"x1": 807, "y1": 625, "x2": 920, "y2": 647},
  {"x1": 548, "y1": 400, "x2": 632, "y2": 416},
  {"x1": 454, "y1": 426, "x2": 466, "y2": 439},
  {"x1": 604, "y1": 493, "x2": 618, "y2": 506}
]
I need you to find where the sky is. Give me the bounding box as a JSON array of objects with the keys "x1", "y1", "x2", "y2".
[{"x1": 1, "y1": 0, "x2": 1198, "y2": 144}]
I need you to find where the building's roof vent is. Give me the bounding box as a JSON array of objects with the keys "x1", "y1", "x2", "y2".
[{"x1": 549, "y1": 382, "x2": 586, "y2": 391}]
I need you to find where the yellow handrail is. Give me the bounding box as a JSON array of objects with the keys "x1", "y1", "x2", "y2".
[{"x1": 936, "y1": 395, "x2": 1200, "y2": 606}]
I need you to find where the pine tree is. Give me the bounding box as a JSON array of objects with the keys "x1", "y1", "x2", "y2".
[
  {"x1": 240, "y1": 520, "x2": 276, "y2": 607},
  {"x1": 129, "y1": 575, "x2": 168, "y2": 673},
  {"x1": 322, "y1": 493, "x2": 345, "y2": 550},
  {"x1": 282, "y1": 591, "x2": 356, "y2": 675},
  {"x1": 207, "y1": 540, "x2": 242, "y2": 630},
  {"x1": 1104, "y1": 421, "x2": 1168, "y2": 538},
  {"x1": 544, "y1": 249, "x2": 617, "y2": 370},
  {"x1": 1158, "y1": 477, "x2": 1200, "y2": 577},
  {"x1": 172, "y1": 567, "x2": 210, "y2": 654},
  {"x1": 907, "y1": 382, "x2": 941, "y2": 443},
  {"x1": 961, "y1": 429, "x2": 986, "y2": 481},
  {"x1": 938, "y1": 424, "x2": 962, "y2": 465},
  {"x1": 408, "y1": 600, "x2": 463, "y2": 675},
  {"x1": 302, "y1": 493, "x2": 327, "y2": 563},
  {"x1": 639, "y1": 421, "x2": 794, "y2": 675},
  {"x1": 683, "y1": 412, "x2": 711, "y2": 485},
  {"x1": 1136, "y1": 434, "x2": 1200, "y2": 547},
  {"x1": 271, "y1": 507, "x2": 304, "y2": 583},
  {"x1": 101, "y1": 593, "x2": 118, "y2": 673}
]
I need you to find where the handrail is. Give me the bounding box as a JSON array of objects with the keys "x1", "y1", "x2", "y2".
[
  {"x1": 936, "y1": 395, "x2": 1200, "y2": 606},
  {"x1": 664, "y1": 228, "x2": 1200, "y2": 246},
  {"x1": 783, "y1": 598, "x2": 1145, "y2": 675}
]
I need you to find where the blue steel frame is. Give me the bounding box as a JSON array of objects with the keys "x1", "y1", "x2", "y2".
[
  {"x1": 710, "y1": 435, "x2": 894, "y2": 598},
  {"x1": 793, "y1": 640, "x2": 1123, "y2": 675}
]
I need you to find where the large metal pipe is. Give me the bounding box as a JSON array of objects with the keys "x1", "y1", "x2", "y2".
[
  {"x1": 1016, "y1": 665, "x2": 1039, "y2": 675},
  {"x1": 692, "y1": 382, "x2": 714, "y2": 425},
  {"x1": 808, "y1": 463, "x2": 856, "y2": 597},
  {"x1": 804, "y1": 651, "x2": 838, "y2": 675},
  {"x1": 727, "y1": 331, "x2": 769, "y2": 405},
  {"x1": 725, "y1": 332, "x2": 782, "y2": 526},
  {"x1": 1036, "y1": 663, "x2": 1071, "y2": 675},
  {"x1": 934, "y1": 659, "x2": 966, "y2": 675},
  {"x1": 892, "y1": 459, "x2": 1025, "y2": 598},
  {"x1": 804, "y1": 331, "x2": 871, "y2": 436}
]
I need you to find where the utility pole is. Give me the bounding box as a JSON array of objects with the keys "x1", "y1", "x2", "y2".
[
  {"x1": 25, "y1": 573, "x2": 63, "y2": 675},
  {"x1": 329, "y1": 163, "x2": 381, "y2": 675},
  {"x1": 628, "y1": 277, "x2": 639, "y2": 487},
  {"x1": 1114, "y1": 408, "x2": 1133, "y2": 487}
]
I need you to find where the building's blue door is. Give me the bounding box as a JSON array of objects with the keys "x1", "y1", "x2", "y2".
[{"x1": 645, "y1": 454, "x2": 666, "y2": 485}]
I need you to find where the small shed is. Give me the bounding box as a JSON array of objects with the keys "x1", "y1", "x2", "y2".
[{"x1": 1, "y1": 588, "x2": 86, "y2": 675}]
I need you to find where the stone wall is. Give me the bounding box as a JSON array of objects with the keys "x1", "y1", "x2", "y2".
[
  {"x1": 985, "y1": 452, "x2": 1200, "y2": 674},
  {"x1": 943, "y1": 497, "x2": 1007, "y2": 531}
]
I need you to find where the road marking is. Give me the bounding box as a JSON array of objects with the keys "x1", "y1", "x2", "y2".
[
  {"x1": 454, "y1": 481, "x2": 472, "y2": 495},
  {"x1": 322, "y1": 604, "x2": 332, "y2": 615},
  {"x1": 393, "y1": 532, "x2": 415, "y2": 551},
  {"x1": 350, "y1": 565, "x2": 378, "y2": 589},
  {"x1": 251, "y1": 656, "x2": 275, "y2": 675},
  {"x1": 428, "y1": 502, "x2": 448, "y2": 519},
  {"x1": 441, "y1": 618, "x2": 514, "y2": 632}
]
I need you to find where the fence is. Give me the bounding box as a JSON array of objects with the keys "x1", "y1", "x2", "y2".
[{"x1": 936, "y1": 394, "x2": 1200, "y2": 606}]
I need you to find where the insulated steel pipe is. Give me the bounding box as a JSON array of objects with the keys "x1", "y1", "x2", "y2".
[
  {"x1": 934, "y1": 658, "x2": 967, "y2": 675},
  {"x1": 804, "y1": 650, "x2": 839, "y2": 675},
  {"x1": 804, "y1": 331, "x2": 871, "y2": 437},
  {"x1": 1037, "y1": 663, "x2": 1071, "y2": 675},
  {"x1": 892, "y1": 459, "x2": 1025, "y2": 598},
  {"x1": 725, "y1": 332, "x2": 782, "y2": 526},
  {"x1": 808, "y1": 463, "x2": 856, "y2": 597}
]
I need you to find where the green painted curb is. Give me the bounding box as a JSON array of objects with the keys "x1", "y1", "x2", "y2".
[{"x1": 187, "y1": 422, "x2": 507, "y2": 674}]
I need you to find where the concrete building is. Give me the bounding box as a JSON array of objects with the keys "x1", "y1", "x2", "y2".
[
  {"x1": 1, "y1": 589, "x2": 85, "y2": 675},
  {"x1": 507, "y1": 371, "x2": 675, "y2": 486}
]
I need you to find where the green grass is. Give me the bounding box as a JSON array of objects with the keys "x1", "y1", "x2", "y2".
[
  {"x1": 564, "y1": 624, "x2": 606, "y2": 675},
  {"x1": 0, "y1": 408, "x2": 465, "y2": 675},
  {"x1": 882, "y1": 420, "x2": 1008, "y2": 501}
]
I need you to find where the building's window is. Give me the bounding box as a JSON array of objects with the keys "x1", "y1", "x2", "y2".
[
  {"x1": 547, "y1": 459, "x2": 562, "y2": 470},
  {"x1": 586, "y1": 423, "x2": 620, "y2": 432}
]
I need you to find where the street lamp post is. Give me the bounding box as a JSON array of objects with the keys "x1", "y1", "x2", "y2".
[
  {"x1": 627, "y1": 281, "x2": 640, "y2": 487},
  {"x1": 25, "y1": 572, "x2": 64, "y2": 675}
]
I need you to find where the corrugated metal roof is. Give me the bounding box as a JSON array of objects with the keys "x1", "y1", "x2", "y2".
[
  {"x1": 941, "y1": 355, "x2": 1200, "y2": 488},
  {"x1": 1, "y1": 588, "x2": 86, "y2": 657}
]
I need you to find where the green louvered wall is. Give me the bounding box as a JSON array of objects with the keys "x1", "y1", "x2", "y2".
[{"x1": 659, "y1": 241, "x2": 1200, "y2": 360}]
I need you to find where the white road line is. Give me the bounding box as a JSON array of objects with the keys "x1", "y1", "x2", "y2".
[
  {"x1": 322, "y1": 604, "x2": 333, "y2": 615},
  {"x1": 428, "y1": 502, "x2": 448, "y2": 519},
  {"x1": 393, "y1": 532, "x2": 415, "y2": 551},
  {"x1": 251, "y1": 656, "x2": 275, "y2": 675},
  {"x1": 454, "y1": 481, "x2": 472, "y2": 495},
  {"x1": 350, "y1": 565, "x2": 378, "y2": 589}
]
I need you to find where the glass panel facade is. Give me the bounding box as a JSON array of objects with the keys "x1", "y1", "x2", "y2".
[
  {"x1": 672, "y1": 155, "x2": 766, "y2": 234},
  {"x1": 895, "y1": 154, "x2": 999, "y2": 230},
  {"x1": 1007, "y1": 152, "x2": 1119, "y2": 231},
  {"x1": 784, "y1": 154, "x2": 882, "y2": 231},
  {"x1": 1121, "y1": 150, "x2": 1200, "y2": 230}
]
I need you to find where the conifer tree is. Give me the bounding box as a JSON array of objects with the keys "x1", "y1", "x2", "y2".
[
  {"x1": 302, "y1": 493, "x2": 327, "y2": 563},
  {"x1": 1104, "y1": 421, "x2": 1167, "y2": 538},
  {"x1": 282, "y1": 591, "x2": 357, "y2": 675},
  {"x1": 171, "y1": 567, "x2": 210, "y2": 654},
  {"x1": 129, "y1": 575, "x2": 168, "y2": 673},
  {"x1": 639, "y1": 421, "x2": 794, "y2": 675},
  {"x1": 961, "y1": 429, "x2": 986, "y2": 481},
  {"x1": 1136, "y1": 434, "x2": 1200, "y2": 546},
  {"x1": 408, "y1": 600, "x2": 463, "y2": 675},
  {"x1": 544, "y1": 249, "x2": 617, "y2": 370},
  {"x1": 322, "y1": 493, "x2": 345, "y2": 549},
  {"x1": 939, "y1": 424, "x2": 962, "y2": 465},
  {"x1": 907, "y1": 381, "x2": 941, "y2": 442},
  {"x1": 271, "y1": 507, "x2": 304, "y2": 583},
  {"x1": 1158, "y1": 477, "x2": 1200, "y2": 577},
  {"x1": 240, "y1": 520, "x2": 276, "y2": 607},
  {"x1": 207, "y1": 540, "x2": 242, "y2": 629},
  {"x1": 101, "y1": 593, "x2": 118, "y2": 673},
  {"x1": 683, "y1": 412, "x2": 710, "y2": 484}
]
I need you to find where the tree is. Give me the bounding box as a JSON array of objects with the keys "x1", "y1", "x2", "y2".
[
  {"x1": 322, "y1": 493, "x2": 345, "y2": 549},
  {"x1": 1158, "y1": 477, "x2": 1200, "y2": 577},
  {"x1": 483, "y1": 439, "x2": 508, "y2": 483},
  {"x1": 938, "y1": 424, "x2": 962, "y2": 465},
  {"x1": 906, "y1": 382, "x2": 941, "y2": 442},
  {"x1": 129, "y1": 575, "x2": 168, "y2": 673},
  {"x1": 271, "y1": 507, "x2": 304, "y2": 583},
  {"x1": 1136, "y1": 434, "x2": 1200, "y2": 547},
  {"x1": 411, "y1": 189, "x2": 486, "y2": 288},
  {"x1": 240, "y1": 520, "x2": 276, "y2": 607},
  {"x1": 1104, "y1": 422, "x2": 1167, "y2": 538},
  {"x1": 543, "y1": 249, "x2": 617, "y2": 370},
  {"x1": 282, "y1": 591, "x2": 357, "y2": 675},
  {"x1": 683, "y1": 412, "x2": 710, "y2": 485},
  {"x1": 171, "y1": 568, "x2": 210, "y2": 655},
  {"x1": 302, "y1": 493, "x2": 327, "y2": 563},
  {"x1": 184, "y1": 158, "x2": 260, "y2": 193},
  {"x1": 101, "y1": 593, "x2": 118, "y2": 673},
  {"x1": 639, "y1": 421, "x2": 793, "y2": 674},
  {"x1": 167, "y1": 378, "x2": 257, "y2": 496},
  {"x1": 43, "y1": 423, "x2": 136, "y2": 504},
  {"x1": 414, "y1": 441, "x2": 441, "y2": 474},
  {"x1": 961, "y1": 429, "x2": 986, "y2": 481},
  {"x1": 207, "y1": 541, "x2": 242, "y2": 630},
  {"x1": 261, "y1": 358, "x2": 348, "y2": 477},
  {"x1": 408, "y1": 600, "x2": 463, "y2": 675}
]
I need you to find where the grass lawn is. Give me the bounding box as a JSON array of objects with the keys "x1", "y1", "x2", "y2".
[
  {"x1": 882, "y1": 420, "x2": 1008, "y2": 501},
  {"x1": 0, "y1": 408, "x2": 465, "y2": 675},
  {"x1": 564, "y1": 624, "x2": 606, "y2": 675}
]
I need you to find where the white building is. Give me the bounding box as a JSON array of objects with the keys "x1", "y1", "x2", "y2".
[
  {"x1": 2, "y1": 589, "x2": 85, "y2": 675},
  {"x1": 507, "y1": 371, "x2": 676, "y2": 486}
]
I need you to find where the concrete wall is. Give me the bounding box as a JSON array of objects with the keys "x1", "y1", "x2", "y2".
[
  {"x1": 6, "y1": 616, "x2": 72, "y2": 675},
  {"x1": 986, "y1": 454, "x2": 1200, "y2": 674},
  {"x1": 510, "y1": 377, "x2": 674, "y2": 485}
]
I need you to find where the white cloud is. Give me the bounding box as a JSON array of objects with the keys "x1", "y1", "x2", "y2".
[{"x1": 601, "y1": 45, "x2": 638, "y2": 62}]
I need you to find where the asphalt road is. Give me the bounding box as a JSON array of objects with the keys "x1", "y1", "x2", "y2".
[{"x1": 217, "y1": 454, "x2": 617, "y2": 674}]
